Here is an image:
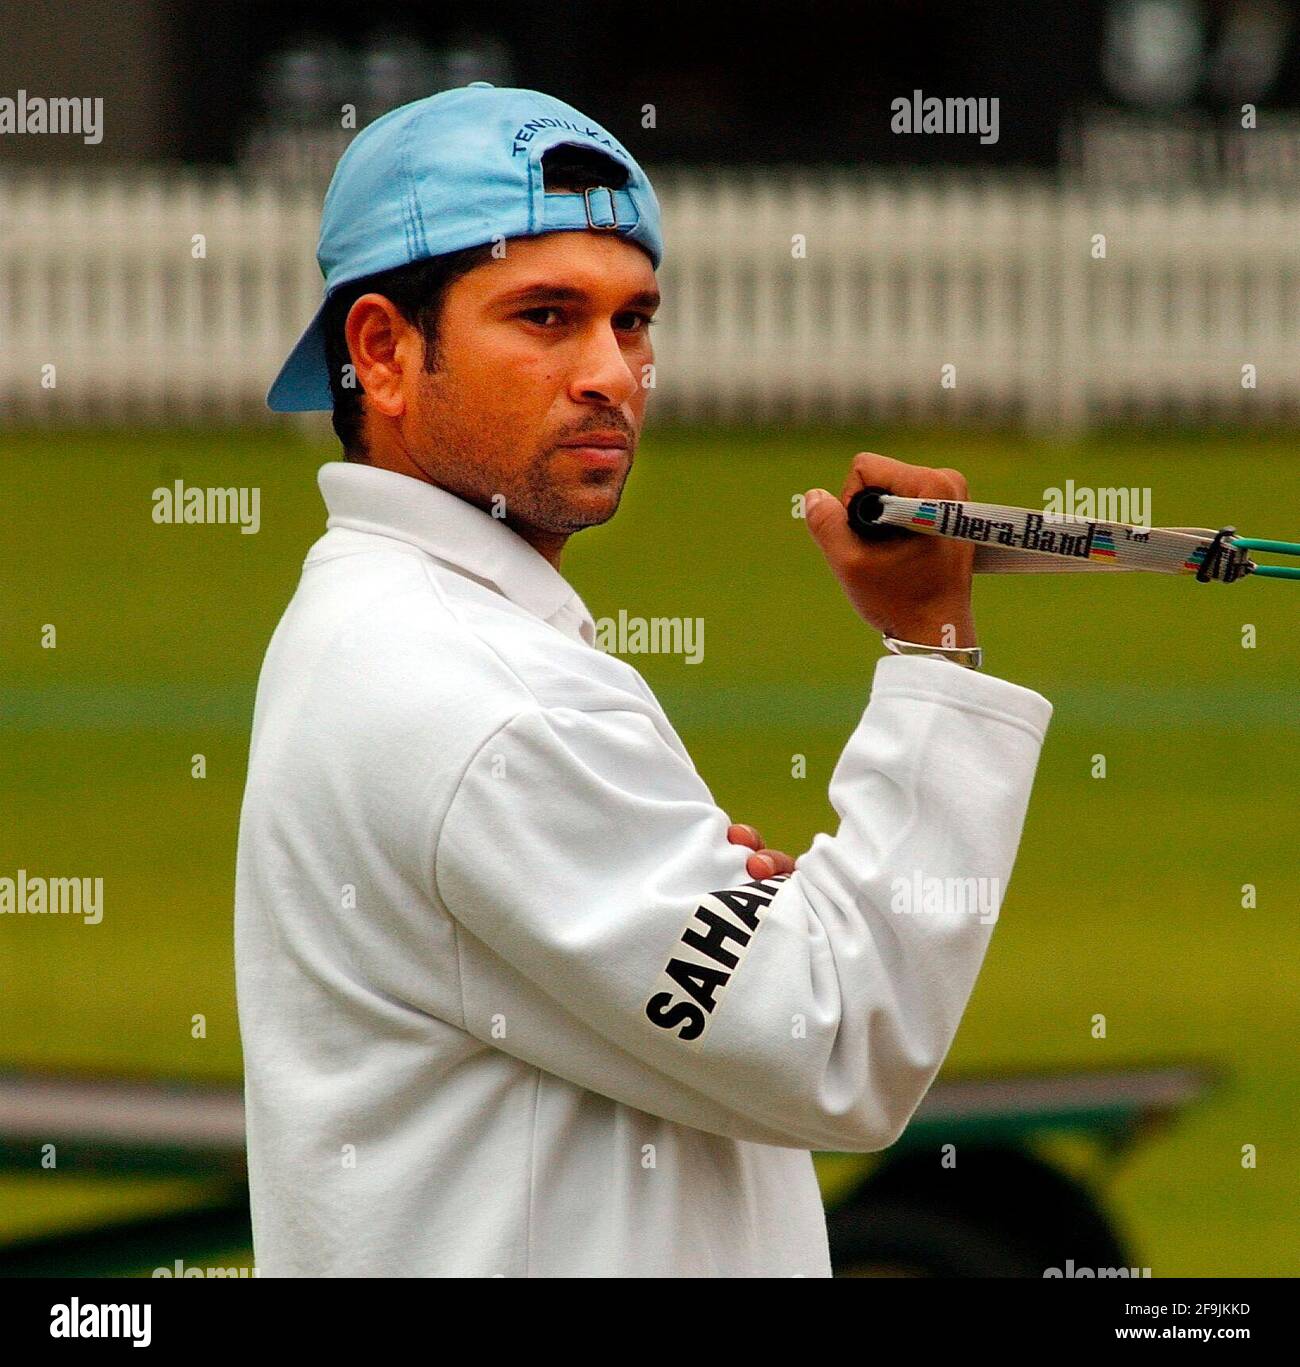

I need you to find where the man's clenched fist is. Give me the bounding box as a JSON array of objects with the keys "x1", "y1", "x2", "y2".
[{"x1": 804, "y1": 452, "x2": 977, "y2": 647}]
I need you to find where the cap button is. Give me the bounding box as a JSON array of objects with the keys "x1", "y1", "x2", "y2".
[{"x1": 467, "y1": 81, "x2": 494, "y2": 89}]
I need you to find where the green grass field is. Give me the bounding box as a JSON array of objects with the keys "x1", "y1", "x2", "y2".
[{"x1": 1, "y1": 423, "x2": 1297, "y2": 1275}]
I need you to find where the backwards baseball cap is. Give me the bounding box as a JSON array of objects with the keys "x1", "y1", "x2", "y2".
[{"x1": 266, "y1": 83, "x2": 663, "y2": 412}]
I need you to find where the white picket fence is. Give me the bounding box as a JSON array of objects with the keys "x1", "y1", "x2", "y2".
[{"x1": 3, "y1": 166, "x2": 1299, "y2": 429}]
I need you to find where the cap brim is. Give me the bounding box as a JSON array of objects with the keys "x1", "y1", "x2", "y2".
[{"x1": 266, "y1": 298, "x2": 333, "y2": 412}]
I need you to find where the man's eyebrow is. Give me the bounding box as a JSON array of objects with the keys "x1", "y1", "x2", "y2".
[{"x1": 494, "y1": 283, "x2": 661, "y2": 310}]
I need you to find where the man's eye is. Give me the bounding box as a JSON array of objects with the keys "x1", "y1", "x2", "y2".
[
  {"x1": 615, "y1": 312, "x2": 656, "y2": 333},
  {"x1": 520, "y1": 307, "x2": 562, "y2": 326}
]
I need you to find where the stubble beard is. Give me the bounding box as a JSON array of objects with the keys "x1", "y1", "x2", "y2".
[
  {"x1": 415, "y1": 358, "x2": 637, "y2": 533},
  {"x1": 510, "y1": 441, "x2": 634, "y2": 534}
]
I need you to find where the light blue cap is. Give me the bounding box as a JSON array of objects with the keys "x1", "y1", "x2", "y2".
[{"x1": 267, "y1": 83, "x2": 663, "y2": 412}]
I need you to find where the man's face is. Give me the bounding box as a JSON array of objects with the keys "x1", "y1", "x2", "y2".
[{"x1": 397, "y1": 231, "x2": 658, "y2": 541}]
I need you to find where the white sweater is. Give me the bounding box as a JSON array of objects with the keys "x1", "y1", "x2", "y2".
[{"x1": 234, "y1": 461, "x2": 1053, "y2": 1277}]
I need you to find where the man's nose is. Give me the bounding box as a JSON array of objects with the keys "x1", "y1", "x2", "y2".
[{"x1": 567, "y1": 325, "x2": 639, "y2": 407}]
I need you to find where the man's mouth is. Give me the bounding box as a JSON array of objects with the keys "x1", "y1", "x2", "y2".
[
  {"x1": 554, "y1": 431, "x2": 631, "y2": 465},
  {"x1": 556, "y1": 431, "x2": 629, "y2": 449}
]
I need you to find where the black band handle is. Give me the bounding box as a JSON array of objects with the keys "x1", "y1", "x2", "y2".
[{"x1": 846, "y1": 486, "x2": 911, "y2": 543}]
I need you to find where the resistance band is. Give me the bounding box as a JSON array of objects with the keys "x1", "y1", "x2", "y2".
[{"x1": 846, "y1": 487, "x2": 1300, "y2": 584}]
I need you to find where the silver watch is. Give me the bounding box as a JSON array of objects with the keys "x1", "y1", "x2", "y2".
[{"x1": 882, "y1": 636, "x2": 983, "y2": 670}]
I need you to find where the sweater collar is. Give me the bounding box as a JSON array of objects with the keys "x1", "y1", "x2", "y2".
[{"x1": 317, "y1": 462, "x2": 596, "y2": 647}]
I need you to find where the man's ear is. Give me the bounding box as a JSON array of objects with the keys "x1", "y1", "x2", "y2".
[{"x1": 345, "y1": 294, "x2": 416, "y2": 418}]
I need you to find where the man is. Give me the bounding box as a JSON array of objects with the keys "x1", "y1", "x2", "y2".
[{"x1": 235, "y1": 83, "x2": 1052, "y2": 1278}]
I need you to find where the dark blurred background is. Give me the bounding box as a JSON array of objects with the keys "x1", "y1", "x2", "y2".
[{"x1": 6, "y1": 0, "x2": 1300, "y2": 172}]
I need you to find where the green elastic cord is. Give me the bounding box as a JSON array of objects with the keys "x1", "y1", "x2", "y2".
[
  {"x1": 1232, "y1": 536, "x2": 1300, "y2": 581},
  {"x1": 1233, "y1": 537, "x2": 1300, "y2": 555}
]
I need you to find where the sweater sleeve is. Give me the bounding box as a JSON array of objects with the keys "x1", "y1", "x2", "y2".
[{"x1": 433, "y1": 654, "x2": 1052, "y2": 1152}]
